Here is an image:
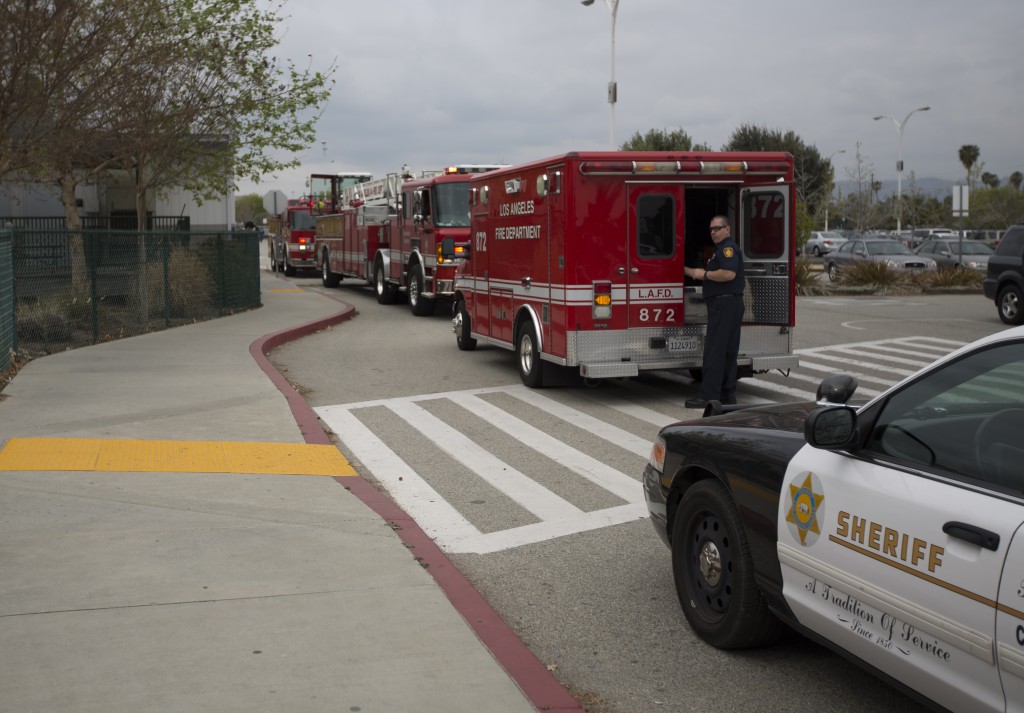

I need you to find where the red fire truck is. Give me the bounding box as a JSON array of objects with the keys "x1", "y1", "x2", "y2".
[
  {"x1": 313, "y1": 165, "x2": 503, "y2": 315},
  {"x1": 445, "y1": 151, "x2": 800, "y2": 387},
  {"x1": 269, "y1": 199, "x2": 318, "y2": 276}
]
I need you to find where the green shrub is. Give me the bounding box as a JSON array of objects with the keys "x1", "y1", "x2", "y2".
[{"x1": 146, "y1": 246, "x2": 215, "y2": 318}]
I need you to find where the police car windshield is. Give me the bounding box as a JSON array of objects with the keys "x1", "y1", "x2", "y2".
[{"x1": 432, "y1": 183, "x2": 471, "y2": 227}]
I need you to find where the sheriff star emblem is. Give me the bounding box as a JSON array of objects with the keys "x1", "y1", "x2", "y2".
[
  {"x1": 723, "y1": 247, "x2": 734, "y2": 258},
  {"x1": 785, "y1": 472, "x2": 824, "y2": 546}
]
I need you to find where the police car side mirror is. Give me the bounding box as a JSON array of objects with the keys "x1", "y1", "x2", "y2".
[{"x1": 805, "y1": 406, "x2": 858, "y2": 450}]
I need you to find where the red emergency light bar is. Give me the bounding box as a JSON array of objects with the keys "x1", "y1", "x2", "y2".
[{"x1": 578, "y1": 160, "x2": 790, "y2": 176}]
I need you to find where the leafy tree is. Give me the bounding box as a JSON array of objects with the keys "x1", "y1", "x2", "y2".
[
  {"x1": 982, "y1": 172, "x2": 1001, "y2": 189},
  {"x1": 619, "y1": 128, "x2": 709, "y2": 152},
  {"x1": 111, "y1": 0, "x2": 336, "y2": 229},
  {"x1": 840, "y1": 141, "x2": 882, "y2": 230},
  {"x1": 722, "y1": 124, "x2": 830, "y2": 219},
  {"x1": 958, "y1": 144, "x2": 980, "y2": 189},
  {"x1": 235, "y1": 194, "x2": 268, "y2": 226}
]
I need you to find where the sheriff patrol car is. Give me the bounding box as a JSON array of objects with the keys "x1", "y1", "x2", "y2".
[{"x1": 643, "y1": 326, "x2": 1024, "y2": 713}]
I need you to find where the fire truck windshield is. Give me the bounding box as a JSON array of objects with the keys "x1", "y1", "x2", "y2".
[
  {"x1": 432, "y1": 183, "x2": 471, "y2": 227},
  {"x1": 291, "y1": 211, "x2": 316, "y2": 230}
]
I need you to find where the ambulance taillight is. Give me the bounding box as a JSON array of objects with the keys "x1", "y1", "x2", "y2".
[{"x1": 593, "y1": 281, "x2": 612, "y2": 319}]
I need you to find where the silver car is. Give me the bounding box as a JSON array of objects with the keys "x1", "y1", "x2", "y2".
[
  {"x1": 803, "y1": 230, "x2": 847, "y2": 256},
  {"x1": 826, "y1": 238, "x2": 937, "y2": 281},
  {"x1": 915, "y1": 238, "x2": 993, "y2": 272}
]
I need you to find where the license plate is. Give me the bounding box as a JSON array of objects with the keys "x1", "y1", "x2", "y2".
[{"x1": 668, "y1": 336, "x2": 698, "y2": 352}]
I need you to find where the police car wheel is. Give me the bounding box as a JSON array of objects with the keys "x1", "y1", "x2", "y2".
[
  {"x1": 671, "y1": 479, "x2": 783, "y2": 649},
  {"x1": 517, "y1": 324, "x2": 544, "y2": 388}
]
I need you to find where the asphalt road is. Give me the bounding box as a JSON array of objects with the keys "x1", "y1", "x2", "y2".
[{"x1": 270, "y1": 270, "x2": 1005, "y2": 713}]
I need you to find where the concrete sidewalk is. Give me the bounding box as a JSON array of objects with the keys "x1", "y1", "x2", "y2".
[{"x1": 0, "y1": 269, "x2": 581, "y2": 713}]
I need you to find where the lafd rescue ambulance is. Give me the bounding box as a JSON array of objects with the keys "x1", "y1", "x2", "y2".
[
  {"x1": 446, "y1": 151, "x2": 800, "y2": 387},
  {"x1": 312, "y1": 165, "x2": 503, "y2": 316}
]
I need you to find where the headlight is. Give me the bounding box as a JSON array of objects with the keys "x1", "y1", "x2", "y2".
[
  {"x1": 885, "y1": 259, "x2": 898, "y2": 268},
  {"x1": 648, "y1": 436, "x2": 666, "y2": 473}
]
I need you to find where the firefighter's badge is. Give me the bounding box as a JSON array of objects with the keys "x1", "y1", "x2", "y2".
[{"x1": 723, "y1": 247, "x2": 734, "y2": 258}]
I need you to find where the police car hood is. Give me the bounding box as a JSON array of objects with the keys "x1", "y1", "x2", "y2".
[{"x1": 695, "y1": 401, "x2": 819, "y2": 432}]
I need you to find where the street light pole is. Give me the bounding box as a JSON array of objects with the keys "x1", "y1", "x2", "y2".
[
  {"x1": 825, "y1": 149, "x2": 845, "y2": 231},
  {"x1": 873, "y1": 106, "x2": 930, "y2": 232},
  {"x1": 581, "y1": 0, "x2": 621, "y2": 150}
]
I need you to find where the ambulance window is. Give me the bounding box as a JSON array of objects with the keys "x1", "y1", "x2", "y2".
[
  {"x1": 636, "y1": 195, "x2": 675, "y2": 259},
  {"x1": 742, "y1": 191, "x2": 785, "y2": 259}
]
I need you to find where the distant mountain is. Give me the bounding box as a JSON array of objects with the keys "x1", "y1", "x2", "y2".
[{"x1": 835, "y1": 177, "x2": 957, "y2": 200}]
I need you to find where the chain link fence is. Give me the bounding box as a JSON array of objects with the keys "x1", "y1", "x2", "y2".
[
  {"x1": 6, "y1": 227, "x2": 261, "y2": 360},
  {"x1": 0, "y1": 229, "x2": 13, "y2": 372}
]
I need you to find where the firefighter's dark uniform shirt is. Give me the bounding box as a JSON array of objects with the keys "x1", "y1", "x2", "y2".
[
  {"x1": 702, "y1": 236, "x2": 745, "y2": 298},
  {"x1": 698, "y1": 235, "x2": 745, "y2": 402}
]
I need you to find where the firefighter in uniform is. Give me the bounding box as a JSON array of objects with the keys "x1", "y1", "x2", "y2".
[{"x1": 684, "y1": 216, "x2": 745, "y2": 409}]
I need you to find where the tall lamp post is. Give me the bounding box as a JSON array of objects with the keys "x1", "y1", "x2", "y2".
[
  {"x1": 580, "y1": 0, "x2": 621, "y2": 150},
  {"x1": 873, "y1": 106, "x2": 930, "y2": 232},
  {"x1": 824, "y1": 149, "x2": 845, "y2": 231}
]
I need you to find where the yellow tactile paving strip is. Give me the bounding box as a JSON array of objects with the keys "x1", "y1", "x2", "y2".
[{"x1": 0, "y1": 438, "x2": 356, "y2": 477}]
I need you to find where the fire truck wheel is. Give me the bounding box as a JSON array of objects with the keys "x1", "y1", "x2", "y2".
[
  {"x1": 284, "y1": 256, "x2": 296, "y2": 277},
  {"x1": 409, "y1": 263, "x2": 435, "y2": 316},
  {"x1": 271, "y1": 254, "x2": 277, "y2": 272},
  {"x1": 321, "y1": 250, "x2": 341, "y2": 288},
  {"x1": 517, "y1": 323, "x2": 545, "y2": 388},
  {"x1": 374, "y1": 259, "x2": 397, "y2": 304},
  {"x1": 454, "y1": 300, "x2": 477, "y2": 351}
]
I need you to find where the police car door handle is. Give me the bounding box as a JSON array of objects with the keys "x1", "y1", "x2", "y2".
[{"x1": 942, "y1": 521, "x2": 1000, "y2": 551}]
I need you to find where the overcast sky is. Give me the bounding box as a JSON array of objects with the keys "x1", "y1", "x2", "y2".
[{"x1": 238, "y1": 0, "x2": 1024, "y2": 199}]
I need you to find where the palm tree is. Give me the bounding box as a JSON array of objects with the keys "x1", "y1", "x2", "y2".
[
  {"x1": 1010, "y1": 171, "x2": 1023, "y2": 190},
  {"x1": 959, "y1": 144, "x2": 980, "y2": 189}
]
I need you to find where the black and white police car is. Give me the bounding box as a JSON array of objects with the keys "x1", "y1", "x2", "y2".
[{"x1": 643, "y1": 326, "x2": 1024, "y2": 713}]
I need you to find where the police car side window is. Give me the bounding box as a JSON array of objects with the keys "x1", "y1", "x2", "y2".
[{"x1": 864, "y1": 342, "x2": 1024, "y2": 487}]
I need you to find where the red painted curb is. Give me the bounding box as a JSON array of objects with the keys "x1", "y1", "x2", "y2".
[{"x1": 249, "y1": 289, "x2": 585, "y2": 713}]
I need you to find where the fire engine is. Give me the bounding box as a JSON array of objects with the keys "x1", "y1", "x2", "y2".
[
  {"x1": 269, "y1": 198, "x2": 317, "y2": 276},
  {"x1": 444, "y1": 151, "x2": 800, "y2": 388},
  {"x1": 312, "y1": 165, "x2": 504, "y2": 315}
]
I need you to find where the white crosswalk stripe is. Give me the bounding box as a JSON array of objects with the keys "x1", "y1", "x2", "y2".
[{"x1": 316, "y1": 337, "x2": 968, "y2": 554}]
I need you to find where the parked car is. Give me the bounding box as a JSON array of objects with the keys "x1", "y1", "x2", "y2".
[
  {"x1": 825, "y1": 237, "x2": 937, "y2": 281},
  {"x1": 642, "y1": 326, "x2": 1024, "y2": 713},
  {"x1": 803, "y1": 230, "x2": 847, "y2": 256},
  {"x1": 969, "y1": 229, "x2": 1004, "y2": 248},
  {"x1": 909, "y1": 227, "x2": 957, "y2": 249},
  {"x1": 915, "y1": 238, "x2": 994, "y2": 271},
  {"x1": 983, "y1": 224, "x2": 1024, "y2": 324}
]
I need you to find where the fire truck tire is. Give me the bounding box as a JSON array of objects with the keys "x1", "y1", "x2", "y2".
[
  {"x1": 284, "y1": 256, "x2": 296, "y2": 277},
  {"x1": 271, "y1": 253, "x2": 277, "y2": 272},
  {"x1": 408, "y1": 264, "x2": 435, "y2": 316},
  {"x1": 321, "y1": 250, "x2": 341, "y2": 288},
  {"x1": 517, "y1": 323, "x2": 545, "y2": 388},
  {"x1": 454, "y1": 299, "x2": 477, "y2": 351},
  {"x1": 374, "y1": 259, "x2": 398, "y2": 304}
]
